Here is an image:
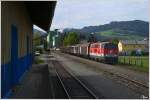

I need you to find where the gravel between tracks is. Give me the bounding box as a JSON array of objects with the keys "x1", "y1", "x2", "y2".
[
  {"x1": 53, "y1": 52, "x2": 149, "y2": 99},
  {"x1": 55, "y1": 52, "x2": 148, "y2": 86}
]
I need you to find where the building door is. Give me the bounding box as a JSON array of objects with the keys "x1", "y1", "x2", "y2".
[
  {"x1": 27, "y1": 36, "x2": 29, "y2": 54},
  {"x1": 11, "y1": 25, "x2": 18, "y2": 86},
  {"x1": 26, "y1": 36, "x2": 29, "y2": 68}
]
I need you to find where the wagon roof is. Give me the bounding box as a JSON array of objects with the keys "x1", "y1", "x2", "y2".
[
  {"x1": 91, "y1": 42, "x2": 110, "y2": 45},
  {"x1": 80, "y1": 43, "x2": 90, "y2": 46},
  {"x1": 75, "y1": 44, "x2": 81, "y2": 46}
]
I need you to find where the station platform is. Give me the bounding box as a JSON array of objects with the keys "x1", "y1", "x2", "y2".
[{"x1": 10, "y1": 64, "x2": 52, "y2": 99}]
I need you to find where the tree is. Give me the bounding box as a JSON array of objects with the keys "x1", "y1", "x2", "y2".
[
  {"x1": 63, "y1": 32, "x2": 79, "y2": 46},
  {"x1": 131, "y1": 50, "x2": 136, "y2": 56},
  {"x1": 43, "y1": 39, "x2": 47, "y2": 50},
  {"x1": 111, "y1": 38, "x2": 119, "y2": 45},
  {"x1": 87, "y1": 33, "x2": 96, "y2": 43},
  {"x1": 33, "y1": 32, "x2": 41, "y2": 46}
]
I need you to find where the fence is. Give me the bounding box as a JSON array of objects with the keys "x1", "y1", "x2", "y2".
[{"x1": 118, "y1": 56, "x2": 149, "y2": 68}]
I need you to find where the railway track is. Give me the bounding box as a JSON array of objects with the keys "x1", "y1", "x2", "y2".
[
  {"x1": 52, "y1": 60, "x2": 99, "y2": 99},
  {"x1": 54, "y1": 52, "x2": 149, "y2": 97},
  {"x1": 104, "y1": 70, "x2": 149, "y2": 97}
]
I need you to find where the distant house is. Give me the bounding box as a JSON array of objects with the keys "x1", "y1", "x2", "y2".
[{"x1": 118, "y1": 40, "x2": 149, "y2": 55}]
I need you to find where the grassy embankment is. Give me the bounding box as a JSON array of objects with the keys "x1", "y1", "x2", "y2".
[
  {"x1": 98, "y1": 30, "x2": 144, "y2": 40},
  {"x1": 34, "y1": 56, "x2": 44, "y2": 64},
  {"x1": 118, "y1": 56, "x2": 149, "y2": 72}
]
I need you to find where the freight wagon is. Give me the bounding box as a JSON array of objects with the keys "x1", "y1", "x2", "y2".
[{"x1": 79, "y1": 43, "x2": 91, "y2": 58}]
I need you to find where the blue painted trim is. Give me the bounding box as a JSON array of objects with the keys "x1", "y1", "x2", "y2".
[
  {"x1": 1, "y1": 53, "x2": 33, "y2": 98},
  {"x1": 3, "y1": 89, "x2": 12, "y2": 99},
  {"x1": 18, "y1": 68, "x2": 28, "y2": 84},
  {"x1": 1, "y1": 62, "x2": 12, "y2": 98},
  {"x1": 11, "y1": 25, "x2": 18, "y2": 86}
]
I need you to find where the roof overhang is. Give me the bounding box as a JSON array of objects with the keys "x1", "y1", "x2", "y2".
[{"x1": 25, "y1": 1, "x2": 56, "y2": 31}]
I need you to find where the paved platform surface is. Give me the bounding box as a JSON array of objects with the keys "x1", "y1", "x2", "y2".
[{"x1": 10, "y1": 64, "x2": 52, "y2": 99}]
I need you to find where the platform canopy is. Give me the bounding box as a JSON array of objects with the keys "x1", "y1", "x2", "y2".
[{"x1": 25, "y1": 1, "x2": 56, "y2": 31}]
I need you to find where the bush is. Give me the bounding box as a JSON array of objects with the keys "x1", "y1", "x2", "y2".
[
  {"x1": 34, "y1": 58, "x2": 44, "y2": 64},
  {"x1": 63, "y1": 32, "x2": 79, "y2": 46},
  {"x1": 141, "y1": 51, "x2": 149, "y2": 56},
  {"x1": 131, "y1": 51, "x2": 136, "y2": 56},
  {"x1": 34, "y1": 48, "x2": 43, "y2": 54}
]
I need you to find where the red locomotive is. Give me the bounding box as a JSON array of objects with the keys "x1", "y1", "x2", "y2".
[{"x1": 89, "y1": 42, "x2": 118, "y2": 64}]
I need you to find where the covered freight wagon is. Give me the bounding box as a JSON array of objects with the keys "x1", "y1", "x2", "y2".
[{"x1": 79, "y1": 43, "x2": 90, "y2": 58}]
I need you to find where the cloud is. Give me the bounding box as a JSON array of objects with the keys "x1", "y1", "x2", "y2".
[{"x1": 51, "y1": 0, "x2": 149, "y2": 30}]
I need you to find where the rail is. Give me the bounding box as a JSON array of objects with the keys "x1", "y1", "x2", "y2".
[{"x1": 52, "y1": 60, "x2": 99, "y2": 99}]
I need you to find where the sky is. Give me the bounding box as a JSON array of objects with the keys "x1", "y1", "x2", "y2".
[{"x1": 35, "y1": 0, "x2": 149, "y2": 31}]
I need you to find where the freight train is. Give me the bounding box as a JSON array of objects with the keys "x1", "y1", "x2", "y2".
[{"x1": 61, "y1": 42, "x2": 118, "y2": 64}]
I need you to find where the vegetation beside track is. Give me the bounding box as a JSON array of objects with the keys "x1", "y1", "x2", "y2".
[
  {"x1": 34, "y1": 56, "x2": 44, "y2": 64},
  {"x1": 118, "y1": 56, "x2": 149, "y2": 72}
]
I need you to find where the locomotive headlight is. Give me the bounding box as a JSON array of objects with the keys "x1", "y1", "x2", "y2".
[
  {"x1": 105, "y1": 54, "x2": 109, "y2": 57},
  {"x1": 114, "y1": 54, "x2": 118, "y2": 56}
]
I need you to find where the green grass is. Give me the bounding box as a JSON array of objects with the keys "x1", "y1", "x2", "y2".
[
  {"x1": 34, "y1": 57, "x2": 44, "y2": 64},
  {"x1": 98, "y1": 30, "x2": 144, "y2": 40},
  {"x1": 100, "y1": 30, "x2": 121, "y2": 36},
  {"x1": 118, "y1": 56, "x2": 149, "y2": 72}
]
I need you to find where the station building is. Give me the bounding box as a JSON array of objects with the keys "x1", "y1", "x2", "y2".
[{"x1": 1, "y1": 1, "x2": 56, "y2": 98}]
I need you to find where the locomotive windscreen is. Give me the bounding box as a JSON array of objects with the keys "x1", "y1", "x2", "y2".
[
  {"x1": 103, "y1": 43, "x2": 118, "y2": 56},
  {"x1": 104, "y1": 43, "x2": 118, "y2": 49}
]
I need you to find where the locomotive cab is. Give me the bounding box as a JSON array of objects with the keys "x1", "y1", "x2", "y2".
[
  {"x1": 89, "y1": 42, "x2": 118, "y2": 64},
  {"x1": 103, "y1": 43, "x2": 118, "y2": 64}
]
